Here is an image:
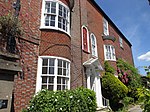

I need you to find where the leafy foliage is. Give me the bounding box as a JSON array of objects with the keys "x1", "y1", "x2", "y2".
[
  {"x1": 117, "y1": 59, "x2": 142, "y2": 98},
  {"x1": 24, "y1": 87, "x2": 97, "y2": 112},
  {"x1": 136, "y1": 87, "x2": 150, "y2": 112},
  {"x1": 102, "y1": 72, "x2": 128, "y2": 101},
  {"x1": 104, "y1": 61, "x2": 115, "y2": 74},
  {"x1": 122, "y1": 97, "x2": 134, "y2": 107},
  {"x1": 0, "y1": 14, "x2": 22, "y2": 41}
]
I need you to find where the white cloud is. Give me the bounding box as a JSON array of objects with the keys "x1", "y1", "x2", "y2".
[{"x1": 138, "y1": 51, "x2": 150, "y2": 61}]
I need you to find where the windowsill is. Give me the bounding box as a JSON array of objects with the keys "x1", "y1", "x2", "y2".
[
  {"x1": 40, "y1": 26, "x2": 71, "y2": 37},
  {"x1": 105, "y1": 59, "x2": 116, "y2": 62},
  {"x1": 83, "y1": 49, "x2": 90, "y2": 54}
]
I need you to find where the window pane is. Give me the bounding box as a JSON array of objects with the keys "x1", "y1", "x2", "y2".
[
  {"x1": 51, "y1": 8, "x2": 56, "y2": 14},
  {"x1": 59, "y1": 5, "x2": 62, "y2": 16},
  {"x1": 63, "y1": 69, "x2": 66, "y2": 76},
  {"x1": 42, "y1": 85, "x2": 47, "y2": 89},
  {"x1": 63, "y1": 61, "x2": 66, "y2": 68},
  {"x1": 45, "y1": 16, "x2": 50, "y2": 26},
  {"x1": 45, "y1": 2, "x2": 50, "y2": 13},
  {"x1": 43, "y1": 59, "x2": 48, "y2": 66},
  {"x1": 62, "y1": 85, "x2": 65, "y2": 90},
  {"x1": 57, "y1": 77, "x2": 61, "y2": 84},
  {"x1": 58, "y1": 22, "x2": 61, "y2": 28},
  {"x1": 49, "y1": 76, "x2": 54, "y2": 83},
  {"x1": 48, "y1": 85, "x2": 53, "y2": 90},
  {"x1": 51, "y1": 15, "x2": 55, "y2": 20},
  {"x1": 51, "y1": 2, "x2": 56, "y2": 8},
  {"x1": 49, "y1": 67, "x2": 54, "y2": 74},
  {"x1": 58, "y1": 68, "x2": 62, "y2": 75},
  {"x1": 62, "y1": 78, "x2": 66, "y2": 84},
  {"x1": 49, "y1": 58, "x2": 54, "y2": 66},
  {"x1": 42, "y1": 76, "x2": 47, "y2": 83},
  {"x1": 57, "y1": 85, "x2": 61, "y2": 90},
  {"x1": 42, "y1": 67, "x2": 47, "y2": 74},
  {"x1": 58, "y1": 60, "x2": 62, "y2": 67}
]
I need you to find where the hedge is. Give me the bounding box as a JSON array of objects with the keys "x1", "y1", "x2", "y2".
[
  {"x1": 102, "y1": 72, "x2": 128, "y2": 101},
  {"x1": 24, "y1": 87, "x2": 97, "y2": 112}
]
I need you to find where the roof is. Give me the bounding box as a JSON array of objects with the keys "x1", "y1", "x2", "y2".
[{"x1": 90, "y1": 0, "x2": 132, "y2": 47}]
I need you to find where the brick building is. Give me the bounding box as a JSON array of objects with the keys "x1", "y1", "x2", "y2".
[{"x1": 0, "y1": 0, "x2": 134, "y2": 111}]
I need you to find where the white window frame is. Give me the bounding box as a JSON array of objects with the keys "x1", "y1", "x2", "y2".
[
  {"x1": 36, "y1": 56, "x2": 70, "y2": 93},
  {"x1": 90, "y1": 33, "x2": 98, "y2": 57},
  {"x1": 119, "y1": 37, "x2": 123, "y2": 48},
  {"x1": 104, "y1": 45, "x2": 116, "y2": 61},
  {"x1": 81, "y1": 25, "x2": 90, "y2": 52},
  {"x1": 103, "y1": 18, "x2": 109, "y2": 36},
  {"x1": 40, "y1": 0, "x2": 70, "y2": 35}
]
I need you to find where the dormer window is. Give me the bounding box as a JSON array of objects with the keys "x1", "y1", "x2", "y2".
[
  {"x1": 40, "y1": 0, "x2": 70, "y2": 35},
  {"x1": 103, "y1": 18, "x2": 109, "y2": 35}
]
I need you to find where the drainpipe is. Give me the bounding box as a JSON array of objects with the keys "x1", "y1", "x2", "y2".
[{"x1": 79, "y1": 0, "x2": 84, "y2": 86}]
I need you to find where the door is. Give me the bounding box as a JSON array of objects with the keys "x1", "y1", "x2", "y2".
[{"x1": 0, "y1": 73, "x2": 14, "y2": 112}]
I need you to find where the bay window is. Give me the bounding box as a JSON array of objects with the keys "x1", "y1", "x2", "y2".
[
  {"x1": 36, "y1": 56, "x2": 70, "y2": 92},
  {"x1": 41, "y1": 0, "x2": 70, "y2": 34}
]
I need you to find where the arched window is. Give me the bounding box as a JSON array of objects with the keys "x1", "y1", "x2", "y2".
[
  {"x1": 90, "y1": 33, "x2": 98, "y2": 57},
  {"x1": 82, "y1": 26, "x2": 90, "y2": 52}
]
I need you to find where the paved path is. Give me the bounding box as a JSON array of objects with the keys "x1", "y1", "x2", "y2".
[{"x1": 128, "y1": 105, "x2": 143, "y2": 112}]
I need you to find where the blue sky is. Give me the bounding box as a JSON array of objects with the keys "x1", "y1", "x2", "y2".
[{"x1": 95, "y1": 0, "x2": 150, "y2": 75}]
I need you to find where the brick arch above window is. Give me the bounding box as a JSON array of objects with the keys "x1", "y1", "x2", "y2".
[{"x1": 82, "y1": 25, "x2": 90, "y2": 53}]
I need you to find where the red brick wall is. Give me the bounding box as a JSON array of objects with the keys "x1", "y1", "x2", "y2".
[
  {"x1": 40, "y1": 30, "x2": 71, "y2": 60},
  {"x1": 0, "y1": 0, "x2": 41, "y2": 111},
  {"x1": 86, "y1": 0, "x2": 134, "y2": 70}
]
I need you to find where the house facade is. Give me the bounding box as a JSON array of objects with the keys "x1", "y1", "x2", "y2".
[{"x1": 0, "y1": 0, "x2": 134, "y2": 111}]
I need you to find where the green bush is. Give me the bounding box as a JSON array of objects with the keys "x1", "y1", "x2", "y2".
[
  {"x1": 104, "y1": 61, "x2": 115, "y2": 74},
  {"x1": 24, "y1": 87, "x2": 96, "y2": 112},
  {"x1": 102, "y1": 72, "x2": 128, "y2": 101},
  {"x1": 122, "y1": 97, "x2": 134, "y2": 107},
  {"x1": 117, "y1": 59, "x2": 142, "y2": 99},
  {"x1": 136, "y1": 88, "x2": 150, "y2": 112}
]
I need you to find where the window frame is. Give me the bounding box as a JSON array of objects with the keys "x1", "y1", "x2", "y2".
[
  {"x1": 40, "y1": 0, "x2": 70, "y2": 35},
  {"x1": 36, "y1": 56, "x2": 70, "y2": 92},
  {"x1": 119, "y1": 37, "x2": 123, "y2": 48},
  {"x1": 82, "y1": 25, "x2": 90, "y2": 53},
  {"x1": 103, "y1": 18, "x2": 109, "y2": 36},
  {"x1": 104, "y1": 45, "x2": 116, "y2": 61},
  {"x1": 90, "y1": 33, "x2": 98, "y2": 57}
]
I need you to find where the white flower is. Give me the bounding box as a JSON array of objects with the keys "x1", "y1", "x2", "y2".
[
  {"x1": 60, "y1": 108, "x2": 62, "y2": 110},
  {"x1": 70, "y1": 96, "x2": 73, "y2": 98},
  {"x1": 55, "y1": 99, "x2": 57, "y2": 102},
  {"x1": 77, "y1": 100, "x2": 80, "y2": 102}
]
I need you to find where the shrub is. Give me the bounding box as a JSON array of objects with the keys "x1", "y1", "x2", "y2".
[
  {"x1": 102, "y1": 72, "x2": 128, "y2": 101},
  {"x1": 122, "y1": 97, "x2": 134, "y2": 107},
  {"x1": 24, "y1": 87, "x2": 97, "y2": 112},
  {"x1": 117, "y1": 59, "x2": 142, "y2": 99},
  {"x1": 104, "y1": 61, "x2": 115, "y2": 74},
  {"x1": 136, "y1": 88, "x2": 150, "y2": 112}
]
